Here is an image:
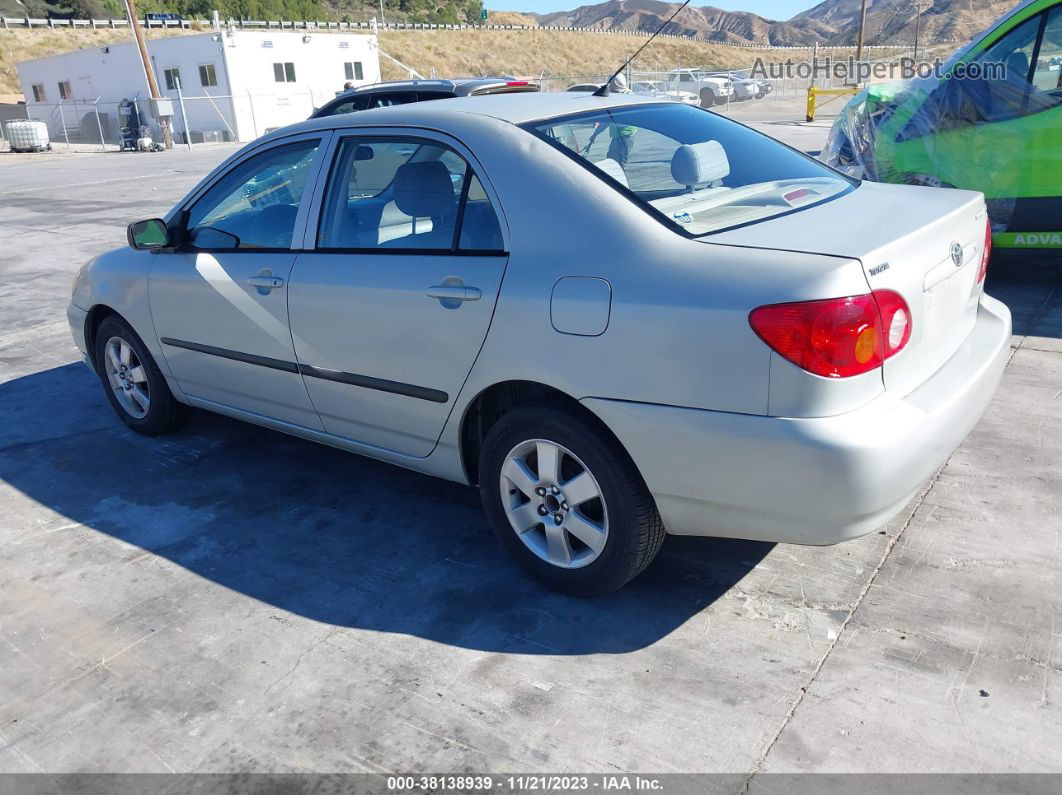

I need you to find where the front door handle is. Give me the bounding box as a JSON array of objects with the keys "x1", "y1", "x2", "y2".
[
  {"x1": 247, "y1": 275, "x2": 285, "y2": 290},
  {"x1": 426, "y1": 285, "x2": 481, "y2": 302}
]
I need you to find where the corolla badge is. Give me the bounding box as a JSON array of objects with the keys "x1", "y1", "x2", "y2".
[{"x1": 950, "y1": 241, "x2": 964, "y2": 267}]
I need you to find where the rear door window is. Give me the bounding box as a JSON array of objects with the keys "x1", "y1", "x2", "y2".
[{"x1": 317, "y1": 137, "x2": 503, "y2": 252}]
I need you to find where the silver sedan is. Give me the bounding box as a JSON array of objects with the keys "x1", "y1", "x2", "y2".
[{"x1": 68, "y1": 93, "x2": 1011, "y2": 594}]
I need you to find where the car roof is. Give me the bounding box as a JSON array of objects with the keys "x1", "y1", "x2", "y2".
[
  {"x1": 289, "y1": 92, "x2": 659, "y2": 135},
  {"x1": 338, "y1": 78, "x2": 518, "y2": 96}
]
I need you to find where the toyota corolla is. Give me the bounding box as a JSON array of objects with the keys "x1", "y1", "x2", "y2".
[{"x1": 68, "y1": 93, "x2": 1011, "y2": 595}]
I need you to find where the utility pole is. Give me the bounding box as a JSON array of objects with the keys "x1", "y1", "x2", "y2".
[
  {"x1": 855, "y1": 0, "x2": 868, "y2": 62},
  {"x1": 379, "y1": 0, "x2": 385, "y2": 25},
  {"x1": 123, "y1": 0, "x2": 172, "y2": 148},
  {"x1": 913, "y1": 1, "x2": 923, "y2": 64}
]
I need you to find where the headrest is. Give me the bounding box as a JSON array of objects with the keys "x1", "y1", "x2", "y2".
[
  {"x1": 596, "y1": 158, "x2": 629, "y2": 188},
  {"x1": 393, "y1": 161, "x2": 456, "y2": 218},
  {"x1": 671, "y1": 140, "x2": 730, "y2": 187},
  {"x1": 1005, "y1": 51, "x2": 1030, "y2": 82}
]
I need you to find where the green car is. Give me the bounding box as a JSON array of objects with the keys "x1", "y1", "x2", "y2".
[{"x1": 822, "y1": 0, "x2": 1062, "y2": 251}]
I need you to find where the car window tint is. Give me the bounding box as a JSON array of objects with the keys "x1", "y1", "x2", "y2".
[
  {"x1": 367, "y1": 92, "x2": 416, "y2": 108},
  {"x1": 328, "y1": 99, "x2": 357, "y2": 115},
  {"x1": 458, "y1": 174, "x2": 504, "y2": 251},
  {"x1": 187, "y1": 140, "x2": 319, "y2": 250},
  {"x1": 960, "y1": 12, "x2": 1062, "y2": 120},
  {"x1": 1033, "y1": 7, "x2": 1062, "y2": 92}
]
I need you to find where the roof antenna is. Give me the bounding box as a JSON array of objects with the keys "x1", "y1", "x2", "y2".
[{"x1": 593, "y1": 0, "x2": 693, "y2": 97}]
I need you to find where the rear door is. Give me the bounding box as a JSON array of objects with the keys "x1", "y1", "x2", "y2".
[{"x1": 288, "y1": 131, "x2": 509, "y2": 456}]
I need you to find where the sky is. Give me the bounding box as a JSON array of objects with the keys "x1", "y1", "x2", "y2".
[{"x1": 483, "y1": 0, "x2": 819, "y2": 22}]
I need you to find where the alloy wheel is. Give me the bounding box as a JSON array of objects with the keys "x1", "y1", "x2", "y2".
[
  {"x1": 499, "y1": 439, "x2": 609, "y2": 569},
  {"x1": 104, "y1": 336, "x2": 150, "y2": 419}
]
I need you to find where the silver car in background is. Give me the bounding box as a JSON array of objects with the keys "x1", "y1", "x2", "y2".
[{"x1": 69, "y1": 93, "x2": 1010, "y2": 594}]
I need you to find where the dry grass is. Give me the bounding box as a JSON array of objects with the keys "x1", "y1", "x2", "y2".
[
  {"x1": 375, "y1": 29, "x2": 834, "y2": 82},
  {"x1": 482, "y1": 11, "x2": 538, "y2": 27},
  {"x1": 1, "y1": 25, "x2": 914, "y2": 96}
]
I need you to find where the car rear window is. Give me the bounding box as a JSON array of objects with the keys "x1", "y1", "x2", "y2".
[{"x1": 523, "y1": 103, "x2": 855, "y2": 236}]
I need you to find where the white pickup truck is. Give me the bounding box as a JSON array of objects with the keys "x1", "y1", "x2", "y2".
[{"x1": 665, "y1": 68, "x2": 735, "y2": 107}]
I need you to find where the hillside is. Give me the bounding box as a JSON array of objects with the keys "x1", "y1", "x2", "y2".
[
  {"x1": 533, "y1": 0, "x2": 1014, "y2": 46},
  {"x1": 792, "y1": 0, "x2": 1016, "y2": 46},
  {"x1": 0, "y1": 0, "x2": 485, "y2": 25},
  {"x1": 0, "y1": 25, "x2": 885, "y2": 95}
]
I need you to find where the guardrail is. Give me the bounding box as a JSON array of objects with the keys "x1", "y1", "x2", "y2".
[{"x1": 0, "y1": 15, "x2": 964, "y2": 49}]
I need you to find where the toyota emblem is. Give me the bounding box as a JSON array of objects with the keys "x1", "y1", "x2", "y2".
[{"x1": 950, "y1": 242, "x2": 964, "y2": 267}]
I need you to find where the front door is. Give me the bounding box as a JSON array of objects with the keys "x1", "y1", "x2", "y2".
[
  {"x1": 149, "y1": 134, "x2": 329, "y2": 429},
  {"x1": 288, "y1": 134, "x2": 508, "y2": 456}
]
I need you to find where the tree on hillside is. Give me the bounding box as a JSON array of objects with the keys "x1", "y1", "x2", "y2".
[{"x1": 69, "y1": 0, "x2": 107, "y2": 18}]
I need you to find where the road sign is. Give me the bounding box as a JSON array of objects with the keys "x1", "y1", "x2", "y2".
[{"x1": 480, "y1": 8, "x2": 487, "y2": 20}]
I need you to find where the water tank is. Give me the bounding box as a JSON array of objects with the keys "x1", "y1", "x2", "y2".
[{"x1": 5, "y1": 120, "x2": 51, "y2": 153}]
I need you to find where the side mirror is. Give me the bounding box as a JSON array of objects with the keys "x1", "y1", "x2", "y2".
[{"x1": 127, "y1": 218, "x2": 170, "y2": 250}]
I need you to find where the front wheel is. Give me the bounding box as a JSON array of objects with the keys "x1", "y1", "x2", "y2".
[
  {"x1": 94, "y1": 315, "x2": 190, "y2": 436},
  {"x1": 479, "y1": 403, "x2": 665, "y2": 595},
  {"x1": 699, "y1": 89, "x2": 718, "y2": 108}
]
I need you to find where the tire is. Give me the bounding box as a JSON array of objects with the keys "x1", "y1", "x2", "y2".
[
  {"x1": 94, "y1": 315, "x2": 190, "y2": 436},
  {"x1": 479, "y1": 402, "x2": 666, "y2": 596},
  {"x1": 699, "y1": 89, "x2": 717, "y2": 108}
]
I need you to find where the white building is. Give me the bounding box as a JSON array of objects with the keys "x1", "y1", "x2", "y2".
[{"x1": 15, "y1": 29, "x2": 381, "y2": 144}]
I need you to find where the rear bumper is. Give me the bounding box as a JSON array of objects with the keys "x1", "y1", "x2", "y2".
[{"x1": 583, "y1": 295, "x2": 1011, "y2": 545}]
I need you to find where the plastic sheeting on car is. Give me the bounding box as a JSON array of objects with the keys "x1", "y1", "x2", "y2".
[{"x1": 821, "y1": 2, "x2": 1062, "y2": 240}]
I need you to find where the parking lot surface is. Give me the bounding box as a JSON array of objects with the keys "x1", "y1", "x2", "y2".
[{"x1": 1, "y1": 134, "x2": 1060, "y2": 778}]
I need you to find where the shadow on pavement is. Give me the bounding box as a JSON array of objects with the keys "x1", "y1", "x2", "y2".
[
  {"x1": 0, "y1": 362, "x2": 772, "y2": 656},
  {"x1": 987, "y1": 253, "x2": 1062, "y2": 338}
]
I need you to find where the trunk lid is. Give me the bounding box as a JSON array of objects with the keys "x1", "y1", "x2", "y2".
[{"x1": 710, "y1": 181, "x2": 988, "y2": 397}]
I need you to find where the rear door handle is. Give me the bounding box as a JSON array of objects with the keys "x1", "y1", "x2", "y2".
[
  {"x1": 247, "y1": 276, "x2": 285, "y2": 290},
  {"x1": 426, "y1": 285, "x2": 481, "y2": 302}
]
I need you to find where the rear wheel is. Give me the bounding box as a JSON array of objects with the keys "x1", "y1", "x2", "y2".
[
  {"x1": 94, "y1": 315, "x2": 190, "y2": 436},
  {"x1": 479, "y1": 403, "x2": 665, "y2": 595}
]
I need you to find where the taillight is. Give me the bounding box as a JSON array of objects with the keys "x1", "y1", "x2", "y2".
[
  {"x1": 506, "y1": 81, "x2": 529, "y2": 87},
  {"x1": 978, "y1": 218, "x2": 992, "y2": 284},
  {"x1": 749, "y1": 290, "x2": 911, "y2": 378}
]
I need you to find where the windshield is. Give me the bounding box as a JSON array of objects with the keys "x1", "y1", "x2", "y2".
[{"x1": 523, "y1": 103, "x2": 855, "y2": 236}]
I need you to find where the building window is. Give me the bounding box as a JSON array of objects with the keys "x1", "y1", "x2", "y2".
[
  {"x1": 163, "y1": 67, "x2": 181, "y2": 91},
  {"x1": 58, "y1": 81, "x2": 72, "y2": 100},
  {"x1": 273, "y1": 62, "x2": 296, "y2": 83},
  {"x1": 199, "y1": 63, "x2": 218, "y2": 88},
  {"x1": 32, "y1": 84, "x2": 46, "y2": 102},
  {"x1": 344, "y1": 62, "x2": 363, "y2": 81}
]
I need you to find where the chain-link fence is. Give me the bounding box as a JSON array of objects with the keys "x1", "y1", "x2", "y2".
[{"x1": 0, "y1": 87, "x2": 346, "y2": 153}]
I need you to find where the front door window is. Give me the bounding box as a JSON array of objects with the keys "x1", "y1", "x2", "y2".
[{"x1": 186, "y1": 140, "x2": 320, "y2": 250}]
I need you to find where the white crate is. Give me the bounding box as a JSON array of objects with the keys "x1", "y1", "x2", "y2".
[{"x1": 5, "y1": 120, "x2": 50, "y2": 151}]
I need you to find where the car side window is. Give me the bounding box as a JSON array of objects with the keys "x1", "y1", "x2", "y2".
[
  {"x1": 965, "y1": 12, "x2": 1061, "y2": 121},
  {"x1": 317, "y1": 137, "x2": 503, "y2": 253},
  {"x1": 366, "y1": 92, "x2": 417, "y2": 109},
  {"x1": 185, "y1": 140, "x2": 319, "y2": 250},
  {"x1": 1032, "y1": 7, "x2": 1062, "y2": 93}
]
